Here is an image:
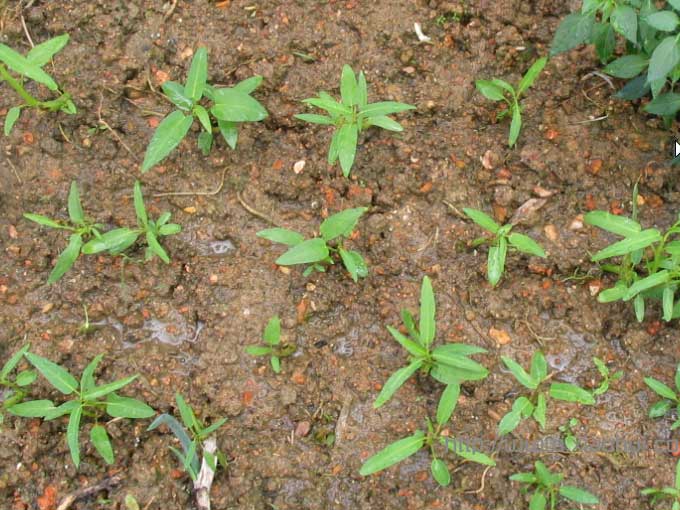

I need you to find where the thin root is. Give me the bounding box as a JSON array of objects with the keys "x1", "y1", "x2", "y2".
[
  {"x1": 20, "y1": 14, "x2": 33, "y2": 47},
  {"x1": 6, "y1": 158, "x2": 22, "y2": 184},
  {"x1": 56, "y1": 474, "x2": 123, "y2": 510},
  {"x1": 236, "y1": 190, "x2": 278, "y2": 226},
  {"x1": 153, "y1": 167, "x2": 227, "y2": 197},
  {"x1": 464, "y1": 464, "x2": 493, "y2": 494}
]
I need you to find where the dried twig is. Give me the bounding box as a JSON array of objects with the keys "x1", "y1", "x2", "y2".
[
  {"x1": 56, "y1": 474, "x2": 123, "y2": 510},
  {"x1": 6, "y1": 158, "x2": 22, "y2": 184},
  {"x1": 236, "y1": 190, "x2": 278, "y2": 226},
  {"x1": 153, "y1": 167, "x2": 227, "y2": 197},
  {"x1": 195, "y1": 438, "x2": 217, "y2": 510},
  {"x1": 20, "y1": 14, "x2": 33, "y2": 47}
]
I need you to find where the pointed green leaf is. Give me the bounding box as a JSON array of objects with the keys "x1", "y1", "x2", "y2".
[
  {"x1": 337, "y1": 122, "x2": 358, "y2": 177},
  {"x1": 340, "y1": 65, "x2": 358, "y2": 106},
  {"x1": 257, "y1": 228, "x2": 305, "y2": 246},
  {"x1": 386, "y1": 325, "x2": 427, "y2": 357},
  {"x1": 623, "y1": 270, "x2": 670, "y2": 300},
  {"x1": 210, "y1": 89, "x2": 268, "y2": 122},
  {"x1": 67, "y1": 405, "x2": 82, "y2": 467},
  {"x1": 145, "y1": 231, "x2": 170, "y2": 263},
  {"x1": 67, "y1": 181, "x2": 84, "y2": 224},
  {"x1": 584, "y1": 211, "x2": 641, "y2": 237},
  {"x1": 7, "y1": 399, "x2": 55, "y2": 417},
  {"x1": 1, "y1": 344, "x2": 30, "y2": 380},
  {"x1": 508, "y1": 233, "x2": 545, "y2": 257},
  {"x1": 442, "y1": 437, "x2": 496, "y2": 465},
  {"x1": 83, "y1": 375, "x2": 137, "y2": 401},
  {"x1": 648, "y1": 36, "x2": 680, "y2": 83},
  {"x1": 502, "y1": 355, "x2": 537, "y2": 389},
  {"x1": 591, "y1": 228, "x2": 661, "y2": 261},
  {"x1": 517, "y1": 57, "x2": 547, "y2": 96},
  {"x1": 245, "y1": 345, "x2": 272, "y2": 356},
  {"x1": 26, "y1": 34, "x2": 69, "y2": 67},
  {"x1": 263, "y1": 316, "x2": 280, "y2": 345},
  {"x1": 529, "y1": 492, "x2": 547, "y2": 510},
  {"x1": 530, "y1": 351, "x2": 547, "y2": 382},
  {"x1": 559, "y1": 485, "x2": 599, "y2": 505},
  {"x1": 44, "y1": 400, "x2": 79, "y2": 420},
  {"x1": 0, "y1": 43, "x2": 58, "y2": 90},
  {"x1": 475, "y1": 80, "x2": 506, "y2": 101},
  {"x1": 24, "y1": 213, "x2": 65, "y2": 230},
  {"x1": 184, "y1": 47, "x2": 208, "y2": 102},
  {"x1": 25, "y1": 352, "x2": 77, "y2": 394},
  {"x1": 233, "y1": 75, "x2": 263, "y2": 94},
  {"x1": 367, "y1": 115, "x2": 403, "y2": 132},
  {"x1": 508, "y1": 105, "x2": 522, "y2": 147},
  {"x1": 373, "y1": 359, "x2": 423, "y2": 408},
  {"x1": 611, "y1": 5, "x2": 637, "y2": 44},
  {"x1": 549, "y1": 382, "x2": 595, "y2": 405},
  {"x1": 80, "y1": 354, "x2": 103, "y2": 393},
  {"x1": 217, "y1": 119, "x2": 238, "y2": 149},
  {"x1": 141, "y1": 111, "x2": 193, "y2": 172},
  {"x1": 320, "y1": 207, "x2": 367, "y2": 241},
  {"x1": 645, "y1": 377, "x2": 678, "y2": 400},
  {"x1": 436, "y1": 383, "x2": 460, "y2": 426},
  {"x1": 338, "y1": 247, "x2": 368, "y2": 282},
  {"x1": 4, "y1": 106, "x2": 21, "y2": 136},
  {"x1": 47, "y1": 233, "x2": 82, "y2": 284},
  {"x1": 533, "y1": 393, "x2": 547, "y2": 429},
  {"x1": 90, "y1": 424, "x2": 114, "y2": 464},
  {"x1": 133, "y1": 181, "x2": 147, "y2": 227},
  {"x1": 488, "y1": 238, "x2": 507, "y2": 286},
  {"x1": 295, "y1": 113, "x2": 335, "y2": 125},
  {"x1": 82, "y1": 228, "x2": 138, "y2": 255},
  {"x1": 275, "y1": 238, "x2": 329, "y2": 266},
  {"x1": 419, "y1": 276, "x2": 436, "y2": 347},
  {"x1": 162, "y1": 81, "x2": 193, "y2": 110},
  {"x1": 359, "y1": 430, "x2": 425, "y2": 475},
  {"x1": 360, "y1": 101, "x2": 415, "y2": 117},
  {"x1": 105, "y1": 393, "x2": 155, "y2": 419},
  {"x1": 431, "y1": 458, "x2": 451, "y2": 486},
  {"x1": 463, "y1": 208, "x2": 500, "y2": 234}
]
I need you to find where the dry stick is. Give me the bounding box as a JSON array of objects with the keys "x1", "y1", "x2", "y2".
[
  {"x1": 195, "y1": 438, "x2": 217, "y2": 510},
  {"x1": 153, "y1": 167, "x2": 227, "y2": 197},
  {"x1": 56, "y1": 474, "x2": 123, "y2": 510},
  {"x1": 464, "y1": 463, "x2": 494, "y2": 495},
  {"x1": 6, "y1": 157, "x2": 22, "y2": 184},
  {"x1": 236, "y1": 190, "x2": 278, "y2": 226},
  {"x1": 20, "y1": 14, "x2": 33, "y2": 47},
  {"x1": 97, "y1": 92, "x2": 138, "y2": 161}
]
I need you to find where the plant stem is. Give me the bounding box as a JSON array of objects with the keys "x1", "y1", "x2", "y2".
[{"x1": 0, "y1": 64, "x2": 39, "y2": 107}]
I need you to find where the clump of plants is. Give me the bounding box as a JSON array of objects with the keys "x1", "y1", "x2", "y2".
[
  {"x1": 142, "y1": 46, "x2": 268, "y2": 172},
  {"x1": 463, "y1": 208, "x2": 546, "y2": 286},
  {"x1": 498, "y1": 351, "x2": 595, "y2": 435},
  {"x1": 296, "y1": 64, "x2": 415, "y2": 177},
  {"x1": 642, "y1": 458, "x2": 680, "y2": 509},
  {"x1": 585, "y1": 188, "x2": 680, "y2": 322},
  {"x1": 645, "y1": 363, "x2": 680, "y2": 429},
  {"x1": 475, "y1": 56, "x2": 547, "y2": 147},
  {"x1": 0, "y1": 34, "x2": 76, "y2": 135},
  {"x1": 245, "y1": 315, "x2": 296, "y2": 373},
  {"x1": 511, "y1": 461, "x2": 599, "y2": 509},
  {"x1": 8, "y1": 352, "x2": 154, "y2": 467},
  {"x1": 257, "y1": 207, "x2": 369, "y2": 281},
  {"x1": 0, "y1": 344, "x2": 36, "y2": 424},
  {"x1": 558, "y1": 418, "x2": 580, "y2": 452}
]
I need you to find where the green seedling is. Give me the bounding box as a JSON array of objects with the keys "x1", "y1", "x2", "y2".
[
  {"x1": 0, "y1": 34, "x2": 76, "y2": 135},
  {"x1": 373, "y1": 276, "x2": 488, "y2": 410},
  {"x1": 592, "y1": 356, "x2": 623, "y2": 396},
  {"x1": 7, "y1": 352, "x2": 154, "y2": 467},
  {"x1": 585, "y1": 186, "x2": 680, "y2": 322},
  {"x1": 558, "y1": 418, "x2": 579, "y2": 452},
  {"x1": 148, "y1": 392, "x2": 227, "y2": 481},
  {"x1": 245, "y1": 315, "x2": 295, "y2": 373},
  {"x1": 463, "y1": 208, "x2": 546, "y2": 287},
  {"x1": 257, "y1": 207, "x2": 369, "y2": 281},
  {"x1": 498, "y1": 351, "x2": 595, "y2": 436},
  {"x1": 360, "y1": 386, "x2": 495, "y2": 486},
  {"x1": 510, "y1": 461, "x2": 599, "y2": 509},
  {"x1": 645, "y1": 363, "x2": 680, "y2": 429},
  {"x1": 142, "y1": 46, "x2": 268, "y2": 172},
  {"x1": 475, "y1": 57, "x2": 547, "y2": 147},
  {"x1": 82, "y1": 181, "x2": 181, "y2": 263},
  {"x1": 296, "y1": 64, "x2": 415, "y2": 177},
  {"x1": 642, "y1": 458, "x2": 680, "y2": 509},
  {"x1": 0, "y1": 344, "x2": 37, "y2": 424},
  {"x1": 24, "y1": 181, "x2": 102, "y2": 283}
]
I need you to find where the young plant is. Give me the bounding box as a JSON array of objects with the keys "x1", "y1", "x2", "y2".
[
  {"x1": 148, "y1": 392, "x2": 227, "y2": 481},
  {"x1": 0, "y1": 34, "x2": 76, "y2": 135},
  {"x1": 558, "y1": 418, "x2": 579, "y2": 452},
  {"x1": 644, "y1": 363, "x2": 680, "y2": 429},
  {"x1": 257, "y1": 207, "x2": 369, "y2": 281},
  {"x1": 24, "y1": 181, "x2": 102, "y2": 283},
  {"x1": 373, "y1": 276, "x2": 488, "y2": 410},
  {"x1": 463, "y1": 208, "x2": 546, "y2": 287},
  {"x1": 592, "y1": 356, "x2": 623, "y2": 396},
  {"x1": 510, "y1": 461, "x2": 599, "y2": 509},
  {"x1": 475, "y1": 57, "x2": 547, "y2": 147},
  {"x1": 642, "y1": 458, "x2": 680, "y2": 510},
  {"x1": 498, "y1": 351, "x2": 595, "y2": 436},
  {"x1": 142, "y1": 46, "x2": 268, "y2": 172},
  {"x1": 82, "y1": 181, "x2": 181, "y2": 263},
  {"x1": 0, "y1": 344, "x2": 37, "y2": 423},
  {"x1": 296, "y1": 65, "x2": 415, "y2": 177},
  {"x1": 245, "y1": 315, "x2": 295, "y2": 373},
  {"x1": 7, "y1": 353, "x2": 154, "y2": 467},
  {"x1": 360, "y1": 385, "x2": 495, "y2": 486},
  {"x1": 585, "y1": 187, "x2": 680, "y2": 322}
]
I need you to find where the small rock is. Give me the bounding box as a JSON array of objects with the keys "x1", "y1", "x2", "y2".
[
  {"x1": 291, "y1": 369, "x2": 305, "y2": 385},
  {"x1": 544, "y1": 224, "x2": 559, "y2": 242},
  {"x1": 280, "y1": 386, "x2": 297, "y2": 406},
  {"x1": 293, "y1": 160, "x2": 305, "y2": 174},
  {"x1": 489, "y1": 327, "x2": 511, "y2": 345},
  {"x1": 569, "y1": 215, "x2": 584, "y2": 230},
  {"x1": 480, "y1": 150, "x2": 499, "y2": 170},
  {"x1": 295, "y1": 421, "x2": 311, "y2": 437}
]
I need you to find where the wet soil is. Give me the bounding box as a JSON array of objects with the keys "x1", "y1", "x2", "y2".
[{"x1": 0, "y1": 0, "x2": 679, "y2": 509}]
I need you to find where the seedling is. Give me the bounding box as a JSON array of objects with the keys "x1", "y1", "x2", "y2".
[
  {"x1": 644, "y1": 363, "x2": 680, "y2": 429},
  {"x1": 148, "y1": 392, "x2": 227, "y2": 481},
  {"x1": 592, "y1": 356, "x2": 623, "y2": 396},
  {"x1": 475, "y1": 57, "x2": 547, "y2": 147},
  {"x1": 257, "y1": 207, "x2": 369, "y2": 281},
  {"x1": 0, "y1": 344, "x2": 36, "y2": 424},
  {"x1": 245, "y1": 316, "x2": 295, "y2": 373},
  {"x1": 82, "y1": 181, "x2": 181, "y2": 263},
  {"x1": 585, "y1": 186, "x2": 680, "y2": 322},
  {"x1": 642, "y1": 458, "x2": 680, "y2": 509},
  {"x1": 498, "y1": 351, "x2": 595, "y2": 436},
  {"x1": 463, "y1": 208, "x2": 546, "y2": 287},
  {"x1": 510, "y1": 461, "x2": 599, "y2": 509},
  {"x1": 0, "y1": 34, "x2": 76, "y2": 135},
  {"x1": 296, "y1": 65, "x2": 415, "y2": 177},
  {"x1": 7, "y1": 353, "x2": 154, "y2": 467},
  {"x1": 24, "y1": 181, "x2": 102, "y2": 283},
  {"x1": 373, "y1": 276, "x2": 488, "y2": 409},
  {"x1": 142, "y1": 46, "x2": 268, "y2": 172},
  {"x1": 360, "y1": 385, "x2": 495, "y2": 486},
  {"x1": 558, "y1": 418, "x2": 579, "y2": 452}
]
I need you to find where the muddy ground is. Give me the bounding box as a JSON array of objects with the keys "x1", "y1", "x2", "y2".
[{"x1": 0, "y1": 0, "x2": 678, "y2": 509}]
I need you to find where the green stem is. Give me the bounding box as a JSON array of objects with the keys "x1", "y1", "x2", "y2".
[{"x1": 0, "y1": 64, "x2": 39, "y2": 107}]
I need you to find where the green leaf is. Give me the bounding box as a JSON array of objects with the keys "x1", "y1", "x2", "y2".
[
  {"x1": 193, "y1": 104, "x2": 212, "y2": 133},
  {"x1": 634, "y1": 294, "x2": 645, "y2": 322},
  {"x1": 623, "y1": 270, "x2": 670, "y2": 300},
  {"x1": 340, "y1": 65, "x2": 358, "y2": 106},
  {"x1": 83, "y1": 375, "x2": 138, "y2": 401},
  {"x1": 502, "y1": 356, "x2": 538, "y2": 389},
  {"x1": 90, "y1": 425, "x2": 114, "y2": 464},
  {"x1": 367, "y1": 115, "x2": 403, "y2": 132},
  {"x1": 649, "y1": 399, "x2": 672, "y2": 418},
  {"x1": 386, "y1": 325, "x2": 427, "y2": 357},
  {"x1": 275, "y1": 238, "x2": 329, "y2": 266},
  {"x1": 0, "y1": 344, "x2": 30, "y2": 380},
  {"x1": 645, "y1": 377, "x2": 678, "y2": 400},
  {"x1": 217, "y1": 119, "x2": 238, "y2": 149},
  {"x1": 359, "y1": 430, "x2": 425, "y2": 475},
  {"x1": 328, "y1": 129, "x2": 340, "y2": 164},
  {"x1": 4, "y1": 106, "x2": 21, "y2": 136},
  {"x1": 549, "y1": 382, "x2": 595, "y2": 405},
  {"x1": 337, "y1": 122, "x2": 358, "y2": 177},
  {"x1": 509, "y1": 472, "x2": 536, "y2": 483},
  {"x1": 263, "y1": 316, "x2": 280, "y2": 346},
  {"x1": 320, "y1": 207, "x2": 367, "y2": 241},
  {"x1": 645, "y1": 92, "x2": 680, "y2": 116},
  {"x1": 611, "y1": 5, "x2": 638, "y2": 43},
  {"x1": 303, "y1": 96, "x2": 351, "y2": 116},
  {"x1": 360, "y1": 101, "x2": 415, "y2": 117},
  {"x1": 184, "y1": 47, "x2": 208, "y2": 102},
  {"x1": 514, "y1": 396, "x2": 534, "y2": 418},
  {"x1": 508, "y1": 233, "x2": 545, "y2": 257},
  {"x1": 529, "y1": 492, "x2": 547, "y2": 510},
  {"x1": 271, "y1": 356, "x2": 281, "y2": 373},
  {"x1": 598, "y1": 282, "x2": 628, "y2": 303},
  {"x1": 141, "y1": 111, "x2": 193, "y2": 172},
  {"x1": 475, "y1": 80, "x2": 506, "y2": 101},
  {"x1": 67, "y1": 405, "x2": 82, "y2": 467},
  {"x1": 197, "y1": 131, "x2": 212, "y2": 155},
  {"x1": 82, "y1": 228, "x2": 139, "y2": 255},
  {"x1": 80, "y1": 354, "x2": 103, "y2": 393},
  {"x1": 233, "y1": 75, "x2": 263, "y2": 94},
  {"x1": 44, "y1": 400, "x2": 79, "y2": 420},
  {"x1": 357, "y1": 71, "x2": 368, "y2": 107},
  {"x1": 463, "y1": 208, "x2": 500, "y2": 234},
  {"x1": 25, "y1": 352, "x2": 77, "y2": 394},
  {"x1": 24, "y1": 213, "x2": 65, "y2": 230},
  {"x1": 443, "y1": 437, "x2": 496, "y2": 465},
  {"x1": 533, "y1": 393, "x2": 547, "y2": 429},
  {"x1": 133, "y1": 181, "x2": 148, "y2": 227},
  {"x1": 26, "y1": 34, "x2": 69, "y2": 67},
  {"x1": 338, "y1": 248, "x2": 368, "y2": 282},
  {"x1": 535, "y1": 461, "x2": 560, "y2": 486},
  {"x1": 0, "y1": 43, "x2": 58, "y2": 90},
  {"x1": 66, "y1": 181, "x2": 85, "y2": 225},
  {"x1": 508, "y1": 105, "x2": 522, "y2": 147},
  {"x1": 584, "y1": 211, "x2": 641, "y2": 237},
  {"x1": 401, "y1": 310, "x2": 419, "y2": 340},
  {"x1": 419, "y1": 276, "x2": 436, "y2": 347},
  {"x1": 105, "y1": 393, "x2": 155, "y2": 419},
  {"x1": 517, "y1": 57, "x2": 547, "y2": 96},
  {"x1": 604, "y1": 55, "x2": 650, "y2": 78},
  {"x1": 162, "y1": 81, "x2": 193, "y2": 110},
  {"x1": 147, "y1": 414, "x2": 197, "y2": 469},
  {"x1": 145, "y1": 231, "x2": 170, "y2": 264},
  {"x1": 7, "y1": 399, "x2": 55, "y2": 417},
  {"x1": 498, "y1": 408, "x2": 522, "y2": 436},
  {"x1": 559, "y1": 486, "x2": 599, "y2": 505},
  {"x1": 210, "y1": 89, "x2": 268, "y2": 122},
  {"x1": 592, "y1": 22, "x2": 615, "y2": 63},
  {"x1": 591, "y1": 228, "x2": 662, "y2": 261},
  {"x1": 13, "y1": 369, "x2": 35, "y2": 385},
  {"x1": 675, "y1": 364, "x2": 680, "y2": 394},
  {"x1": 646, "y1": 11, "x2": 679, "y2": 32},
  {"x1": 48, "y1": 233, "x2": 82, "y2": 284},
  {"x1": 175, "y1": 392, "x2": 198, "y2": 430},
  {"x1": 434, "y1": 343, "x2": 487, "y2": 356},
  {"x1": 648, "y1": 36, "x2": 680, "y2": 83},
  {"x1": 436, "y1": 383, "x2": 460, "y2": 425},
  {"x1": 257, "y1": 228, "x2": 304, "y2": 246},
  {"x1": 488, "y1": 237, "x2": 507, "y2": 287},
  {"x1": 245, "y1": 345, "x2": 272, "y2": 356},
  {"x1": 295, "y1": 113, "x2": 335, "y2": 125},
  {"x1": 430, "y1": 362, "x2": 488, "y2": 384},
  {"x1": 431, "y1": 458, "x2": 451, "y2": 486},
  {"x1": 373, "y1": 359, "x2": 423, "y2": 408},
  {"x1": 530, "y1": 351, "x2": 548, "y2": 383},
  {"x1": 550, "y1": 13, "x2": 594, "y2": 56},
  {"x1": 432, "y1": 348, "x2": 488, "y2": 376}
]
